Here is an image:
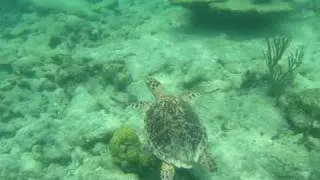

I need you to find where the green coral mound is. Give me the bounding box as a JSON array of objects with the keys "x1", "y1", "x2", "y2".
[{"x1": 109, "y1": 126, "x2": 158, "y2": 174}]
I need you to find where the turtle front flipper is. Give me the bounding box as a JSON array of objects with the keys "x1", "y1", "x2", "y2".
[
  {"x1": 179, "y1": 91, "x2": 200, "y2": 102},
  {"x1": 160, "y1": 162, "x2": 175, "y2": 180},
  {"x1": 126, "y1": 101, "x2": 152, "y2": 111}
]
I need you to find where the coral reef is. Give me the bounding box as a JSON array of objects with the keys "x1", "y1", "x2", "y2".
[
  {"x1": 0, "y1": 53, "x2": 133, "y2": 122},
  {"x1": 1, "y1": 0, "x2": 319, "y2": 180},
  {"x1": 170, "y1": 0, "x2": 293, "y2": 13}
]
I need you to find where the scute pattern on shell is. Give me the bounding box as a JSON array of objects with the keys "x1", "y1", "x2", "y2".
[{"x1": 144, "y1": 95, "x2": 207, "y2": 168}]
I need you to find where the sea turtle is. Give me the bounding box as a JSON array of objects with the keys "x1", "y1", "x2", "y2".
[{"x1": 134, "y1": 77, "x2": 217, "y2": 180}]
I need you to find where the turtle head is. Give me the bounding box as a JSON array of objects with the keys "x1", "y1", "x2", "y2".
[{"x1": 145, "y1": 77, "x2": 164, "y2": 100}]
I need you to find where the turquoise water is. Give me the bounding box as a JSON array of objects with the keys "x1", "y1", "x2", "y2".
[{"x1": 0, "y1": 0, "x2": 320, "y2": 180}]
